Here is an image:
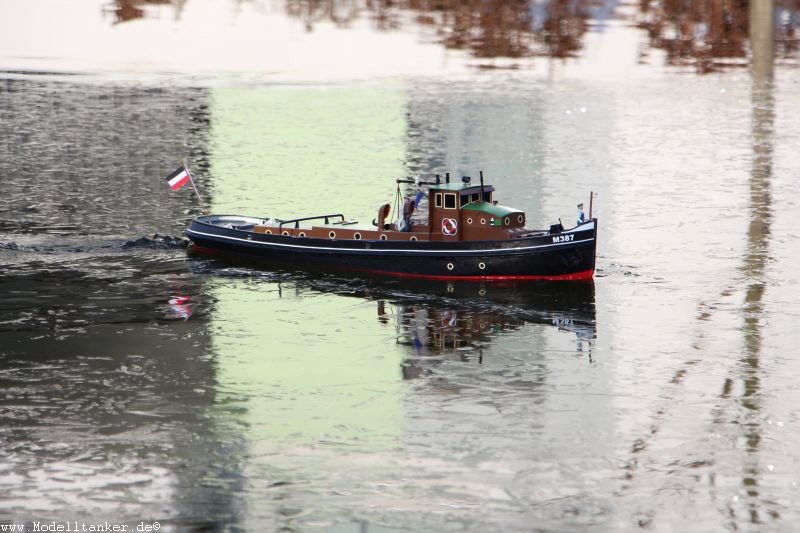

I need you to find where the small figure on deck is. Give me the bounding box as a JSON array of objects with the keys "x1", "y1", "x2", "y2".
[
  {"x1": 397, "y1": 197, "x2": 416, "y2": 232},
  {"x1": 576, "y1": 203, "x2": 586, "y2": 225}
]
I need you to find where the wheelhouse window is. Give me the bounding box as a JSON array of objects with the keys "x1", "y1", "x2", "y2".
[
  {"x1": 460, "y1": 194, "x2": 469, "y2": 208},
  {"x1": 444, "y1": 193, "x2": 457, "y2": 209},
  {"x1": 482, "y1": 191, "x2": 492, "y2": 203},
  {"x1": 435, "y1": 193, "x2": 442, "y2": 208},
  {"x1": 471, "y1": 193, "x2": 480, "y2": 203}
]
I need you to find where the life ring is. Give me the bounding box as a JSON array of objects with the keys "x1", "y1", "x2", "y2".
[{"x1": 441, "y1": 218, "x2": 458, "y2": 236}]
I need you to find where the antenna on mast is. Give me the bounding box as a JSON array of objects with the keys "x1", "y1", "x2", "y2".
[{"x1": 589, "y1": 191, "x2": 597, "y2": 219}]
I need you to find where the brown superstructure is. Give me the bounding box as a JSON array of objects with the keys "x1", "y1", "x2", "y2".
[
  {"x1": 186, "y1": 172, "x2": 597, "y2": 281},
  {"x1": 251, "y1": 175, "x2": 531, "y2": 243}
]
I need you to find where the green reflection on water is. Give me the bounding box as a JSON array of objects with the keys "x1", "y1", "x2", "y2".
[
  {"x1": 209, "y1": 281, "x2": 407, "y2": 449},
  {"x1": 207, "y1": 83, "x2": 408, "y2": 219},
  {"x1": 204, "y1": 83, "x2": 411, "y2": 450}
]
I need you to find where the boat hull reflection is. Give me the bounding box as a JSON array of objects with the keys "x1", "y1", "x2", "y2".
[
  {"x1": 191, "y1": 256, "x2": 596, "y2": 372},
  {"x1": 381, "y1": 280, "x2": 596, "y2": 368}
]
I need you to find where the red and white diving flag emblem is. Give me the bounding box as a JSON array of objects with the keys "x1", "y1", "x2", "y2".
[
  {"x1": 166, "y1": 165, "x2": 191, "y2": 191},
  {"x1": 441, "y1": 218, "x2": 458, "y2": 236}
]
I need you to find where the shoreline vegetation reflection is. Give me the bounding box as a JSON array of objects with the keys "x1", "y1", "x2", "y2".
[{"x1": 104, "y1": 0, "x2": 800, "y2": 70}]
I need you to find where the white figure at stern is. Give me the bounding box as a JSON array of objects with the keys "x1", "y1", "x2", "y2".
[{"x1": 576, "y1": 203, "x2": 586, "y2": 225}]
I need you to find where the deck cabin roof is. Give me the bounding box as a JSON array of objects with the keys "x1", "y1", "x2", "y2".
[
  {"x1": 463, "y1": 202, "x2": 520, "y2": 217},
  {"x1": 429, "y1": 183, "x2": 495, "y2": 194}
]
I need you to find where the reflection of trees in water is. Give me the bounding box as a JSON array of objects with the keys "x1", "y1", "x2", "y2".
[
  {"x1": 286, "y1": 0, "x2": 362, "y2": 31},
  {"x1": 727, "y1": 5, "x2": 775, "y2": 519},
  {"x1": 105, "y1": 0, "x2": 187, "y2": 24},
  {"x1": 286, "y1": 0, "x2": 592, "y2": 58},
  {"x1": 285, "y1": 0, "x2": 800, "y2": 64},
  {"x1": 104, "y1": 0, "x2": 800, "y2": 68},
  {"x1": 637, "y1": 0, "x2": 800, "y2": 72},
  {"x1": 776, "y1": 3, "x2": 800, "y2": 56}
]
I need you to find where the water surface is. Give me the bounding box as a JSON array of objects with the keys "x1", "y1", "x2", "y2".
[{"x1": 2, "y1": 1, "x2": 800, "y2": 532}]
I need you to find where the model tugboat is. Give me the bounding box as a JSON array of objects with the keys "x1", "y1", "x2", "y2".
[{"x1": 184, "y1": 172, "x2": 597, "y2": 280}]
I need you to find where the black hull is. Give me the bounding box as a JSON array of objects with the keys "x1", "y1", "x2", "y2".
[{"x1": 186, "y1": 216, "x2": 597, "y2": 281}]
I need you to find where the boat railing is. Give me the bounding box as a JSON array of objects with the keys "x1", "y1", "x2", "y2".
[{"x1": 278, "y1": 214, "x2": 345, "y2": 229}]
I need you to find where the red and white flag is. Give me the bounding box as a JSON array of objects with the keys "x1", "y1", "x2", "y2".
[
  {"x1": 168, "y1": 295, "x2": 192, "y2": 321},
  {"x1": 166, "y1": 165, "x2": 191, "y2": 191}
]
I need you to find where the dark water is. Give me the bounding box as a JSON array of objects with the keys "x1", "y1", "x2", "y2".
[{"x1": 3, "y1": 2, "x2": 800, "y2": 532}]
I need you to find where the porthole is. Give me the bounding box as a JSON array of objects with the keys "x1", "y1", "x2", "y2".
[
  {"x1": 410, "y1": 235, "x2": 417, "y2": 241},
  {"x1": 266, "y1": 230, "x2": 272, "y2": 234},
  {"x1": 478, "y1": 288, "x2": 486, "y2": 296},
  {"x1": 478, "y1": 262, "x2": 486, "y2": 270},
  {"x1": 467, "y1": 217, "x2": 473, "y2": 224},
  {"x1": 480, "y1": 218, "x2": 486, "y2": 225},
  {"x1": 282, "y1": 231, "x2": 289, "y2": 236},
  {"x1": 380, "y1": 234, "x2": 388, "y2": 241},
  {"x1": 354, "y1": 232, "x2": 362, "y2": 240},
  {"x1": 329, "y1": 231, "x2": 336, "y2": 239},
  {"x1": 518, "y1": 215, "x2": 524, "y2": 223},
  {"x1": 505, "y1": 217, "x2": 510, "y2": 225},
  {"x1": 299, "y1": 232, "x2": 306, "y2": 237},
  {"x1": 446, "y1": 262, "x2": 454, "y2": 271}
]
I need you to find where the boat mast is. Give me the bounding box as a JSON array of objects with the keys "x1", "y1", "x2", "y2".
[{"x1": 182, "y1": 161, "x2": 209, "y2": 215}]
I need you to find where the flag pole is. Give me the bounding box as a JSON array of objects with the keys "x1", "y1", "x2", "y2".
[{"x1": 182, "y1": 161, "x2": 208, "y2": 214}]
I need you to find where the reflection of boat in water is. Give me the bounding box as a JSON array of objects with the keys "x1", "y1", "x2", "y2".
[
  {"x1": 375, "y1": 280, "x2": 596, "y2": 378},
  {"x1": 192, "y1": 250, "x2": 596, "y2": 369},
  {"x1": 186, "y1": 174, "x2": 597, "y2": 281},
  {"x1": 379, "y1": 280, "x2": 595, "y2": 351}
]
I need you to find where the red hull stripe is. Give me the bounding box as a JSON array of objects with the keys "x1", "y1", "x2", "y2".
[
  {"x1": 190, "y1": 245, "x2": 222, "y2": 254},
  {"x1": 348, "y1": 268, "x2": 595, "y2": 281}
]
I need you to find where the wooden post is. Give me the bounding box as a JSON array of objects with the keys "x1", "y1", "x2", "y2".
[{"x1": 589, "y1": 191, "x2": 594, "y2": 220}]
